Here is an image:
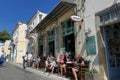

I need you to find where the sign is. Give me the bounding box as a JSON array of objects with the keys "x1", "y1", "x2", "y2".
[
  {"x1": 86, "y1": 36, "x2": 96, "y2": 55},
  {"x1": 70, "y1": 15, "x2": 81, "y2": 22}
]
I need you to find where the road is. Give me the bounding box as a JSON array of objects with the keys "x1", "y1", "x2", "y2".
[{"x1": 0, "y1": 62, "x2": 49, "y2": 80}]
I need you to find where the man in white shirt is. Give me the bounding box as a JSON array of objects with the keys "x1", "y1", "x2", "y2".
[
  {"x1": 23, "y1": 52, "x2": 29, "y2": 69},
  {"x1": 27, "y1": 53, "x2": 33, "y2": 67}
]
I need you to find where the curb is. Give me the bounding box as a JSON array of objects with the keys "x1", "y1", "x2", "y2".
[{"x1": 10, "y1": 62, "x2": 69, "y2": 80}]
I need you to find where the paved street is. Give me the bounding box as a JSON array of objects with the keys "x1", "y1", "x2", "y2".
[{"x1": 0, "y1": 62, "x2": 50, "y2": 80}]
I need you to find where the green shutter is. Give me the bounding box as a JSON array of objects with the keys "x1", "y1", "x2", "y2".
[
  {"x1": 86, "y1": 36, "x2": 96, "y2": 55},
  {"x1": 49, "y1": 29, "x2": 55, "y2": 42},
  {"x1": 62, "y1": 19, "x2": 74, "y2": 37}
]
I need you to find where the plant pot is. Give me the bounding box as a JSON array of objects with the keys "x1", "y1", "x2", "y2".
[{"x1": 85, "y1": 73, "x2": 94, "y2": 80}]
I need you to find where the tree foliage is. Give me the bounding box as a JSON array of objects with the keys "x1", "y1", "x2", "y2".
[{"x1": 0, "y1": 30, "x2": 11, "y2": 42}]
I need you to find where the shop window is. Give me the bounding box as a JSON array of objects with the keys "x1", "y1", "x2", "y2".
[
  {"x1": 49, "y1": 29, "x2": 55, "y2": 42},
  {"x1": 62, "y1": 19, "x2": 74, "y2": 37}
]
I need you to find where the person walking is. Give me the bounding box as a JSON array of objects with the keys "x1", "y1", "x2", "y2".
[{"x1": 0, "y1": 54, "x2": 5, "y2": 67}]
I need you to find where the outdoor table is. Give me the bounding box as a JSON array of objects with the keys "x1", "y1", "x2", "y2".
[{"x1": 65, "y1": 61, "x2": 76, "y2": 78}]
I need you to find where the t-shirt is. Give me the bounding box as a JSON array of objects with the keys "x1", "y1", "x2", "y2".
[
  {"x1": 77, "y1": 57, "x2": 84, "y2": 63},
  {"x1": 74, "y1": 57, "x2": 85, "y2": 70},
  {"x1": 36, "y1": 58, "x2": 40, "y2": 62},
  {"x1": 28, "y1": 54, "x2": 32, "y2": 60},
  {"x1": 0, "y1": 55, "x2": 5, "y2": 62},
  {"x1": 59, "y1": 55, "x2": 64, "y2": 63}
]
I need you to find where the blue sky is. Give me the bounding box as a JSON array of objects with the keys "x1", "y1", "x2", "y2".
[{"x1": 0, "y1": 0, "x2": 60, "y2": 35}]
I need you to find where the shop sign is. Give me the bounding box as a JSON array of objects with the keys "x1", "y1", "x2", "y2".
[{"x1": 70, "y1": 15, "x2": 81, "y2": 22}]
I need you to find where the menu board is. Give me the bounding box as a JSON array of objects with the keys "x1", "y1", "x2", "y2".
[{"x1": 86, "y1": 36, "x2": 96, "y2": 55}]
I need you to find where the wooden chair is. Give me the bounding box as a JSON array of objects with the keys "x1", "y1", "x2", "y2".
[{"x1": 78, "y1": 64, "x2": 89, "y2": 80}]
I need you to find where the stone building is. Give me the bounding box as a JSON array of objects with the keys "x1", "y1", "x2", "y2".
[
  {"x1": 26, "y1": 10, "x2": 47, "y2": 57},
  {"x1": 12, "y1": 22, "x2": 27, "y2": 63}
]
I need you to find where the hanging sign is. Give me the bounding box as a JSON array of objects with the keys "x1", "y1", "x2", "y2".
[{"x1": 70, "y1": 15, "x2": 81, "y2": 22}]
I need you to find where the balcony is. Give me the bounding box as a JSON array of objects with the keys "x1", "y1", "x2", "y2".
[{"x1": 25, "y1": 30, "x2": 36, "y2": 40}]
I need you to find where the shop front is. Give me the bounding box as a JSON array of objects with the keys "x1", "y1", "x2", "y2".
[
  {"x1": 62, "y1": 19, "x2": 75, "y2": 59},
  {"x1": 34, "y1": 1, "x2": 76, "y2": 59},
  {"x1": 96, "y1": 4, "x2": 120, "y2": 80},
  {"x1": 48, "y1": 29, "x2": 55, "y2": 57}
]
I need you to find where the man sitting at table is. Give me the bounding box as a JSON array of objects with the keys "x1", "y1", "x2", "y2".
[{"x1": 72, "y1": 54, "x2": 85, "y2": 80}]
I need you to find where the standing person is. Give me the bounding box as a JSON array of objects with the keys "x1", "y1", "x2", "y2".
[
  {"x1": 5, "y1": 55, "x2": 9, "y2": 62},
  {"x1": 72, "y1": 54, "x2": 85, "y2": 80},
  {"x1": 60, "y1": 52, "x2": 70, "y2": 75},
  {"x1": 0, "y1": 54, "x2": 5, "y2": 67},
  {"x1": 27, "y1": 53, "x2": 33, "y2": 67},
  {"x1": 22, "y1": 52, "x2": 28, "y2": 69}
]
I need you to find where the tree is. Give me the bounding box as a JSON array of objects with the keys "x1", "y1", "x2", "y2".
[{"x1": 0, "y1": 30, "x2": 11, "y2": 42}]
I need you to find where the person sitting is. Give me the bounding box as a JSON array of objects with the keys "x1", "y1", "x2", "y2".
[
  {"x1": 59, "y1": 54, "x2": 64, "y2": 64},
  {"x1": 49, "y1": 58, "x2": 59, "y2": 73},
  {"x1": 60, "y1": 52, "x2": 70, "y2": 75},
  {"x1": 72, "y1": 54, "x2": 85, "y2": 80},
  {"x1": 35, "y1": 55, "x2": 41, "y2": 69},
  {"x1": 44, "y1": 54, "x2": 54, "y2": 72}
]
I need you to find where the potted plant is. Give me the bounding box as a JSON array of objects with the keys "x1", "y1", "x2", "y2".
[{"x1": 85, "y1": 69, "x2": 98, "y2": 80}]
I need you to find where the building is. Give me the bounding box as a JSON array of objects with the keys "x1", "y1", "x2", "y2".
[
  {"x1": 4, "y1": 40, "x2": 11, "y2": 56},
  {"x1": 33, "y1": 1, "x2": 76, "y2": 61},
  {"x1": 30, "y1": 0, "x2": 120, "y2": 80},
  {"x1": 95, "y1": 1, "x2": 120, "y2": 80},
  {"x1": 0, "y1": 43, "x2": 4, "y2": 56},
  {"x1": 26, "y1": 10, "x2": 47, "y2": 57},
  {"x1": 12, "y1": 22, "x2": 27, "y2": 63}
]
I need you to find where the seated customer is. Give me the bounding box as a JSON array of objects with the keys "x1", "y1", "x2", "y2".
[
  {"x1": 72, "y1": 54, "x2": 85, "y2": 80},
  {"x1": 44, "y1": 54, "x2": 54, "y2": 72},
  {"x1": 35, "y1": 55, "x2": 41, "y2": 69},
  {"x1": 60, "y1": 52, "x2": 70, "y2": 75},
  {"x1": 49, "y1": 58, "x2": 58, "y2": 73}
]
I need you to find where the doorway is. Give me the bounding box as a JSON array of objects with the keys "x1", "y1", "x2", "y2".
[
  {"x1": 63, "y1": 33, "x2": 75, "y2": 59},
  {"x1": 102, "y1": 23, "x2": 120, "y2": 80},
  {"x1": 49, "y1": 41, "x2": 55, "y2": 57}
]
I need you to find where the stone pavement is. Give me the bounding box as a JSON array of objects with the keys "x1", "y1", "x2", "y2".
[{"x1": 10, "y1": 62, "x2": 70, "y2": 80}]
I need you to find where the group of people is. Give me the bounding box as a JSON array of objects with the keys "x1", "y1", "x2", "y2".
[
  {"x1": 23, "y1": 51, "x2": 85, "y2": 80},
  {"x1": 22, "y1": 52, "x2": 41, "y2": 69},
  {"x1": 44, "y1": 52, "x2": 85, "y2": 80}
]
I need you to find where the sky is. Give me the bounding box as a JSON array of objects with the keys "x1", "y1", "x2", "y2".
[{"x1": 0, "y1": 0, "x2": 60, "y2": 35}]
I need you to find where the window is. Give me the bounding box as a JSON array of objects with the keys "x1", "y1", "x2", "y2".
[{"x1": 39, "y1": 14, "x2": 42, "y2": 22}]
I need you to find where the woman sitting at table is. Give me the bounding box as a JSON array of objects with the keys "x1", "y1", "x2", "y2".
[
  {"x1": 49, "y1": 58, "x2": 59, "y2": 73},
  {"x1": 72, "y1": 54, "x2": 85, "y2": 80},
  {"x1": 60, "y1": 52, "x2": 70, "y2": 75},
  {"x1": 44, "y1": 54, "x2": 54, "y2": 72}
]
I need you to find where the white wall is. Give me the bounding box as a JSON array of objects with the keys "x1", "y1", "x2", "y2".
[
  {"x1": 84, "y1": 0, "x2": 120, "y2": 36},
  {"x1": 83, "y1": 0, "x2": 120, "y2": 72}
]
